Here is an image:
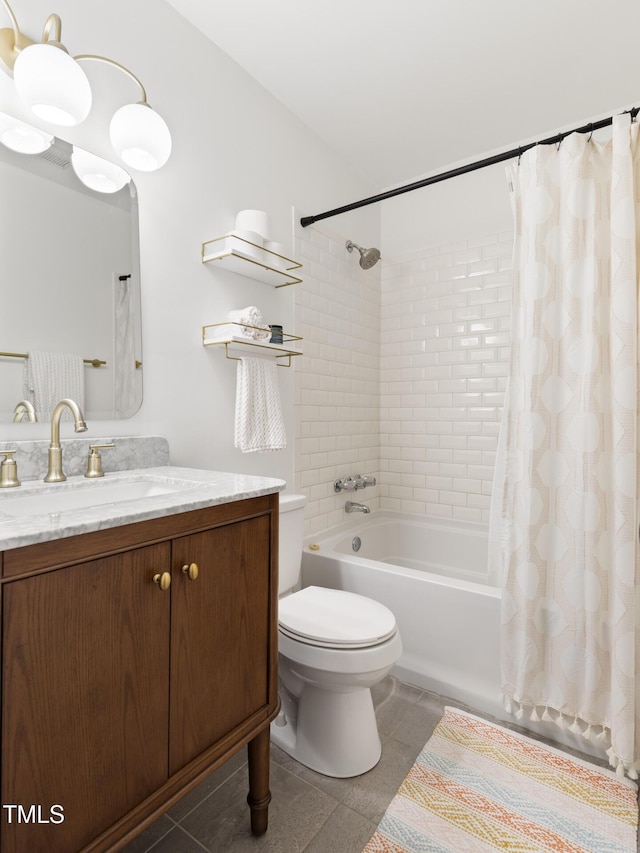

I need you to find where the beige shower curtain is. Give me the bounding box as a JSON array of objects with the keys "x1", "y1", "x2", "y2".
[{"x1": 496, "y1": 113, "x2": 640, "y2": 777}]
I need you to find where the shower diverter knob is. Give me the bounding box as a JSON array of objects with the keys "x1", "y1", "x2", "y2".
[{"x1": 334, "y1": 476, "x2": 358, "y2": 492}]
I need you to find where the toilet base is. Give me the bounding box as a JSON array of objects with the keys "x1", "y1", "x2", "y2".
[{"x1": 270, "y1": 683, "x2": 381, "y2": 777}]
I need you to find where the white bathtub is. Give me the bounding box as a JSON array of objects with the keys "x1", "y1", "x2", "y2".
[
  {"x1": 300, "y1": 510, "x2": 610, "y2": 761},
  {"x1": 301, "y1": 511, "x2": 503, "y2": 718}
]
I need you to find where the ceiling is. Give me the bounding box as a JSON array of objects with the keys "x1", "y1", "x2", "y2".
[{"x1": 166, "y1": 0, "x2": 640, "y2": 190}]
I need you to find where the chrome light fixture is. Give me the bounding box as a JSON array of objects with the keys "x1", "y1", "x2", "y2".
[{"x1": 0, "y1": 0, "x2": 171, "y2": 171}]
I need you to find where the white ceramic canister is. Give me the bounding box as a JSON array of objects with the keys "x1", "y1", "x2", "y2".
[
  {"x1": 264, "y1": 240, "x2": 287, "y2": 269},
  {"x1": 227, "y1": 229, "x2": 263, "y2": 261},
  {"x1": 235, "y1": 209, "x2": 271, "y2": 240}
]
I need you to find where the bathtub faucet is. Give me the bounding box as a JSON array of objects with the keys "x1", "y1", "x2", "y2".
[
  {"x1": 345, "y1": 500, "x2": 370, "y2": 514},
  {"x1": 334, "y1": 474, "x2": 377, "y2": 493}
]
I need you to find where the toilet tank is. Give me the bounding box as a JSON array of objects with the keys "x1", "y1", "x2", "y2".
[{"x1": 278, "y1": 493, "x2": 306, "y2": 594}]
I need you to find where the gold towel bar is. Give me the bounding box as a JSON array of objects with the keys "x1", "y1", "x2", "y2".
[
  {"x1": 0, "y1": 352, "x2": 143, "y2": 368},
  {"x1": 221, "y1": 341, "x2": 295, "y2": 367},
  {"x1": 0, "y1": 350, "x2": 107, "y2": 367}
]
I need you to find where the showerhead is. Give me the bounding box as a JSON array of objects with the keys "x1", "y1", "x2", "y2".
[{"x1": 346, "y1": 239, "x2": 381, "y2": 270}]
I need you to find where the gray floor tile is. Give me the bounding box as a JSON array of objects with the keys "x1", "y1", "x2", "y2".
[
  {"x1": 119, "y1": 677, "x2": 640, "y2": 853},
  {"x1": 372, "y1": 678, "x2": 424, "y2": 737},
  {"x1": 168, "y1": 749, "x2": 248, "y2": 823},
  {"x1": 301, "y1": 805, "x2": 376, "y2": 853},
  {"x1": 270, "y1": 741, "x2": 358, "y2": 803},
  {"x1": 180, "y1": 761, "x2": 338, "y2": 853},
  {"x1": 338, "y1": 736, "x2": 420, "y2": 824},
  {"x1": 131, "y1": 825, "x2": 208, "y2": 853},
  {"x1": 385, "y1": 690, "x2": 445, "y2": 750},
  {"x1": 120, "y1": 814, "x2": 176, "y2": 853}
]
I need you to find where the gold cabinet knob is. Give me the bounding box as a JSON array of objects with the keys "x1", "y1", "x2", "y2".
[
  {"x1": 152, "y1": 572, "x2": 171, "y2": 591},
  {"x1": 182, "y1": 562, "x2": 199, "y2": 581}
]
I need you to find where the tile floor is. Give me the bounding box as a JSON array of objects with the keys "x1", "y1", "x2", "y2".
[{"x1": 123, "y1": 677, "x2": 640, "y2": 853}]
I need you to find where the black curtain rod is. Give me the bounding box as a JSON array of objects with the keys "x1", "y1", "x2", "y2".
[{"x1": 300, "y1": 108, "x2": 640, "y2": 228}]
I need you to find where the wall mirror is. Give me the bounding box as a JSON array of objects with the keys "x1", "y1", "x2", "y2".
[{"x1": 0, "y1": 119, "x2": 142, "y2": 423}]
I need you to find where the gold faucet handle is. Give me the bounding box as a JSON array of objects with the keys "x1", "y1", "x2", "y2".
[
  {"x1": 0, "y1": 450, "x2": 20, "y2": 488},
  {"x1": 84, "y1": 444, "x2": 115, "y2": 479}
]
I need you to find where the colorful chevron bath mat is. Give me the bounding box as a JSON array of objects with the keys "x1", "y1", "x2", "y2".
[{"x1": 363, "y1": 706, "x2": 638, "y2": 853}]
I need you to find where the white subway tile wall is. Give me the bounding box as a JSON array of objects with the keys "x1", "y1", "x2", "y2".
[
  {"x1": 295, "y1": 225, "x2": 381, "y2": 536},
  {"x1": 295, "y1": 226, "x2": 513, "y2": 534},
  {"x1": 380, "y1": 233, "x2": 512, "y2": 524}
]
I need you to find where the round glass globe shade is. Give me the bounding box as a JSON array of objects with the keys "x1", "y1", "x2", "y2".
[
  {"x1": 13, "y1": 43, "x2": 92, "y2": 126},
  {"x1": 110, "y1": 103, "x2": 171, "y2": 171},
  {"x1": 0, "y1": 112, "x2": 53, "y2": 153},
  {"x1": 71, "y1": 147, "x2": 131, "y2": 193}
]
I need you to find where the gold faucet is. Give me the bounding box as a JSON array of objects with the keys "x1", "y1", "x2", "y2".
[
  {"x1": 44, "y1": 398, "x2": 88, "y2": 483},
  {"x1": 12, "y1": 400, "x2": 37, "y2": 423}
]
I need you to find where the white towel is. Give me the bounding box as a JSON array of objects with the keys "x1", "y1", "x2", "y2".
[
  {"x1": 227, "y1": 306, "x2": 270, "y2": 340},
  {"x1": 228, "y1": 306, "x2": 262, "y2": 326},
  {"x1": 24, "y1": 350, "x2": 85, "y2": 420},
  {"x1": 206, "y1": 323, "x2": 270, "y2": 343},
  {"x1": 234, "y1": 357, "x2": 286, "y2": 453}
]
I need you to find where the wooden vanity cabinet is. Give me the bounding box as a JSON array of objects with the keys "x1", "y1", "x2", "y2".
[{"x1": 0, "y1": 493, "x2": 279, "y2": 853}]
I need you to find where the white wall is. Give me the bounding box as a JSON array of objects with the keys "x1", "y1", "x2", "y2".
[
  {"x1": 0, "y1": 0, "x2": 379, "y2": 491},
  {"x1": 382, "y1": 162, "x2": 513, "y2": 256}
]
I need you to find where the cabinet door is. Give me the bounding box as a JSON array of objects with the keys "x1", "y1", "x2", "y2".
[
  {"x1": 169, "y1": 515, "x2": 271, "y2": 774},
  {"x1": 1, "y1": 543, "x2": 171, "y2": 853}
]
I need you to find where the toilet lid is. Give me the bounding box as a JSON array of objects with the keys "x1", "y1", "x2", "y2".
[{"x1": 278, "y1": 586, "x2": 397, "y2": 649}]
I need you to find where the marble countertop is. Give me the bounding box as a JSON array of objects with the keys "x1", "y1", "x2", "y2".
[{"x1": 0, "y1": 466, "x2": 285, "y2": 552}]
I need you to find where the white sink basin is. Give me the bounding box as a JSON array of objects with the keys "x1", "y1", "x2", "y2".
[{"x1": 0, "y1": 475, "x2": 202, "y2": 518}]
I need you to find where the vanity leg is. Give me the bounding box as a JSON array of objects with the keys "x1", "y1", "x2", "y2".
[{"x1": 247, "y1": 727, "x2": 271, "y2": 836}]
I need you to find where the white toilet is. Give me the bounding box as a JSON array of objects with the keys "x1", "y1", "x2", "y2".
[{"x1": 271, "y1": 493, "x2": 402, "y2": 777}]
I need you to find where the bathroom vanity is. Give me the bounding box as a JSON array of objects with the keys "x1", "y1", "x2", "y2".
[{"x1": 0, "y1": 466, "x2": 283, "y2": 852}]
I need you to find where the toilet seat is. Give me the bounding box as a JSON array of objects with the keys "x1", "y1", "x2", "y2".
[{"x1": 278, "y1": 586, "x2": 397, "y2": 649}]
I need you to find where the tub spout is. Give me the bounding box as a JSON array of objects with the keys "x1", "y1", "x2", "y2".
[{"x1": 345, "y1": 500, "x2": 370, "y2": 514}]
